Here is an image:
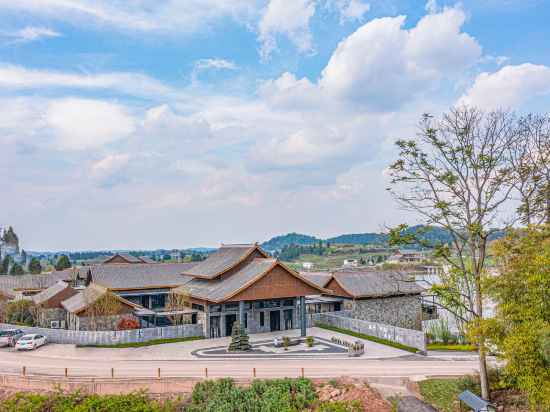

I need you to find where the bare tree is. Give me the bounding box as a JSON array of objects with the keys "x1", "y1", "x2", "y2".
[
  {"x1": 387, "y1": 106, "x2": 519, "y2": 399},
  {"x1": 85, "y1": 292, "x2": 122, "y2": 331},
  {"x1": 510, "y1": 114, "x2": 550, "y2": 225},
  {"x1": 166, "y1": 288, "x2": 192, "y2": 325}
]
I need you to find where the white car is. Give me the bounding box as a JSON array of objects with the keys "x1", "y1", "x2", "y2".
[
  {"x1": 0, "y1": 329, "x2": 24, "y2": 347},
  {"x1": 14, "y1": 334, "x2": 47, "y2": 351}
]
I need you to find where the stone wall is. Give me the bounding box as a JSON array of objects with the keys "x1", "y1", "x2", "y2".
[
  {"x1": 0, "y1": 322, "x2": 204, "y2": 346},
  {"x1": 36, "y1": 308, "x2": 66, "y2": 328},
  {"x1": 351, "y1": 295, "x2": 422, "y2": 330},
  {"x1": 76, "y1": 314, "x2": 139, "y2": 331}
]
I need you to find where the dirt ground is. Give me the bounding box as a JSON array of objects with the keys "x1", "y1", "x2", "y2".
[{"x1": 316, "y1": 378, "x2": 392, "y2": 412}]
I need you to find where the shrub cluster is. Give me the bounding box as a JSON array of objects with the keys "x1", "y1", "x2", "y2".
[{"x1": 0, "y1": 379, "x2": 366, "y2": 412}]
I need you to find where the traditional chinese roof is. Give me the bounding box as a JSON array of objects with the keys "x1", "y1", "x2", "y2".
[
  {"x1": 102, "y1": 253, "x2": 149, "y2": 264},
  {"x1": 300, "y1": 271, "x2": 333, "y2": 288},
  {"x1": 0, "y1": 271, "x2": 73, "y2": 295},
  {"x1": 89, "y1": 263, "x2": 196, "y2": 290},
  {"x1": 178, "y1": 258, "x2": 328, "y2": 303},
  {"x1": 330, "y1": 271, "x2": 424, "y2": 298},
  {"x1": 61, "y1": 283, "x2": 142, "y2": 314},
  {"x1": 182, "y1": 244, "x2": 269, "y2": 279},
  {"x1": 32, "y1": 280, "x2": 76, "y2": 306}
]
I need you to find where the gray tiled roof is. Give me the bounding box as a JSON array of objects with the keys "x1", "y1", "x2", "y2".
[
  {"x1": 103, "y1": 253, "x2": 144, "y2": 263},
  {"x1": 61, "y1": 283, "x2": 142, "y2": 314},
  {"x1": 180, "y1": 258, "x2": 277, "y2": 302},
  {"x1": 89, "y1": 263, "x2": 196, "y2": 290},
  {"x1": 183, "y1": 244, "x2": 265, "y2": 279},
  {"x1": 0, "y1": 271, "x2": 73, "y2": 294},
  {"x1": 139, "y1": 256, "x2": 156, "y2": 264},
  {"x1": 300, "y1": 272, "x2": 333, "y2": 288},
  {"x1": 32, "y1": 280, "x2": 73, "y2": 306},
  {"x1": 333, "y1": 271, "x2": 424, "y2": 298},
  {"x1": 62, "y1": 283, "x2": 108, "y2": 313}
]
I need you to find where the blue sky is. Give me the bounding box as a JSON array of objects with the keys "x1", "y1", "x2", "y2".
[{"x1": 1, "y1": 0, "x2": 550, "y2": 251}]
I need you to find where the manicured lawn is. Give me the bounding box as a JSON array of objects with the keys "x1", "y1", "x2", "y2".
[
  {"x1": 81, "y1": 336, "x2": 204, "y2": 348},
  {"x1": 418, "y1": 377, "x2": 479, "y2": 412},
  {"x1": 315, "y1": 322, "x2": 419, "y2": 353},
  {"x1": 427, "y1": 343, "x2": 477, "y2": 351}
]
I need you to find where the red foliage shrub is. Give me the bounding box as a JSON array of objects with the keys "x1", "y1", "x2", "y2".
[{"x1": 117, "y1": 318, "x2": 140, "y2": 330}]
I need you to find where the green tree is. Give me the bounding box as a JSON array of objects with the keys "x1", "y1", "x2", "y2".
[
  {"x1": 4, "y1": 300, "x2": 37, "y2": 326},
  {"x1": 54, "y1": 254, "x2": 71, "y2": 270},
  {"x1": 8, "y1": 263, "x2": 24, "y2": 275},
  {"x1": 0, "y1": 256, "x2": 12, "y2": 275},
  {"x1": 472, "y1": 226, "x2": 550, "y2": 409},
  {"x1": 387, "y1": 107, "x2": 519, "y2": 399},
  {"x1": 28, "y1": 257, "x2": 42, "y2": 274}
]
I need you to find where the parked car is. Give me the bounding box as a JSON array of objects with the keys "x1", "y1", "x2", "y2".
[
  {"x1": 0, "y1": 329, "x2": 24, "y2": 347},
  {"x1": 14, "y1": 334, "x2": 47, "y2": 351}
]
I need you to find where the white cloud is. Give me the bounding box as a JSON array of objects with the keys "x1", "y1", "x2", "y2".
[
  {"x1": 318, "y1": 6, "x2": 481, "y2": 110},
  {"x1": 258, "y1": 0, "x2": 316, "y2": 60},
  {"x1": 425, "y1": 0, "x2": 439, "y2": 14},
  {"x1": 328, "y1": 0, "x2": 370, "y2": 23},
  {"x1": 90, "y1": 153, "x2": 130, "y2": 179},
  {"x1": 1, "y1": 26, "x2": 61, "y2": 43},
  {"x1": 458, "y1": 63, "x2": 550, "y2": 109},
  {"x1": 0, "y1": 0, "x2": 258, "y2": 33},
  {"x1": 194, "y1": 58, "x2": 238, "y2": 71},
  {"x1": 47, "y1": 98, "x2": 135, "y2": 150},
  {"x1": 0, "y1": 64, "x2": 174, "y2": 99}
]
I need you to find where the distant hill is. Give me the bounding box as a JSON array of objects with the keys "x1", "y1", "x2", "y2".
[
  {"x1": 261, "y1": 233, "x2": 318, "y2": 251},
  {"x1": 326, "y1": 233, "x2": 387, "y2": 245},
  {"x1": 260, "y1": 225, "x2": 505, "y2": 252}
]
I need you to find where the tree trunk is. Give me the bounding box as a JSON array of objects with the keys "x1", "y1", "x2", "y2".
[{"x1": 475, "y1": 282, "x2": 490, "y2": 400}]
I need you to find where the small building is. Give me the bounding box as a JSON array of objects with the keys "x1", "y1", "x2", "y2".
[
  {"x1": 62, "y1": 283, "x2": 142, "y2": 331},
  {"x1": 386, "y1": 249, "x2": 429, "y2": 264},
  {"x1": 32, "y1": 281, "x2": 78, "y2": 328},
  {"x1": 302, "y1": 262, "x2": 314, "y2": 270},
  {"x1": 343, "y1": 259, "x2": 359, "y2": 268}
]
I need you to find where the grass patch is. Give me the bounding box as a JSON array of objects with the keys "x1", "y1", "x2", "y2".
[
  {"x1": 80, "y1": 336, "x2": 204, "y2": 348},
  {"x1": 315, "y1": 323, "x2": 419, "y2": 354},
  {"x1": 418, "y1": 377, "x2": 479, "y2": 412},
  {"x1": 427, "y1": 343, "x2": 477, "y2": 351}
]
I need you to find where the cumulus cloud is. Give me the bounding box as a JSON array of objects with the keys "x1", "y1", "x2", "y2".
[
  {"x1": 318, "y1": 6, "x2": 481, "y2": 110},
  {"x1": 328, "y1": 0, "x2": 370, "y2": 23},
  {"x1": 258, "y1": 0, "x2": 316, "y2": 60},
  {"x1": 0, "y1": 64, "x2": 174, "y2": 99},
  {"x1": 47, "y1": 98, "x2": 135, "y2": 150},
  {"x1": 458, "y1": 63, "x2": 550, "y2": 109}
]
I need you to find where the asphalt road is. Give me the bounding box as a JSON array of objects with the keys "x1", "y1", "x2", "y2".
[{"x1": 0, "y1": 349, "x2": 480, "y2": 379}]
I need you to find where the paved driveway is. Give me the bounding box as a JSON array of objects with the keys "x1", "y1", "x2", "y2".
[{"x1": 0, "y1": 327, "x2": 485, "y2": 379}]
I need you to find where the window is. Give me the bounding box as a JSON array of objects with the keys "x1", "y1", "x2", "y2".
[
  {"x1": 244, "y1": 313, "x2": 248, "y2": 329},
  {"x1": 192, "y1": 303, "x2": 204, "y2": 312},
  {"x1": 260, "y1": 312, "x2": 264, "y2": 327},
  {"x1": 209, "y1": 305, "x2": 221, "y2": 312},
  {"x1": 151, "y1": 294, "x2": 165, "y2": 310},
  {"x1": 224, "y1": 302, "x2": 239, "y2": 311},
  {"x1": 282, "y1": 299, "x2": 294, "y2": 307}
]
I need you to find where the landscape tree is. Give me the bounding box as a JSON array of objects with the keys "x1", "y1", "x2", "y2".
[
  {"x1": 85, "y1": 292, "x2": 123, "y2": 331},
  {"x1": 166, "y1": 288, "x2": 192, "y2": 325},
  {"x1": 387, "y1": 106, "x2": 519, "y2": 399},
  {"x1": 0, "y1": 256, "x2": 12, "y2": 275},
  {"x1": 508, "y1": 114, "x2": 550, "y2": 225},
  {"x1": 473, "y1": 225, "x2": 550, "y2": 408},
  {"x1": 28, "y1": 257, "x2": 42, "y2": 275},
  {"x1": 5, "y1": 300, "x2": 37, "y2": 326},
  {"x1": 8, "y1": 263, "x2": 24, "y2": 276},
  {"x1": 54, "y1": 255, "x2": 71, "y2": 271}
]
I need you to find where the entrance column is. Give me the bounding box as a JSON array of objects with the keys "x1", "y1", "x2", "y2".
[
  {"x1": 300, "y1": 296, "x2": 306, "y2": 337},
  {"x1": 239, "y1": 300, "x2": 245, "y2": 327}
]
